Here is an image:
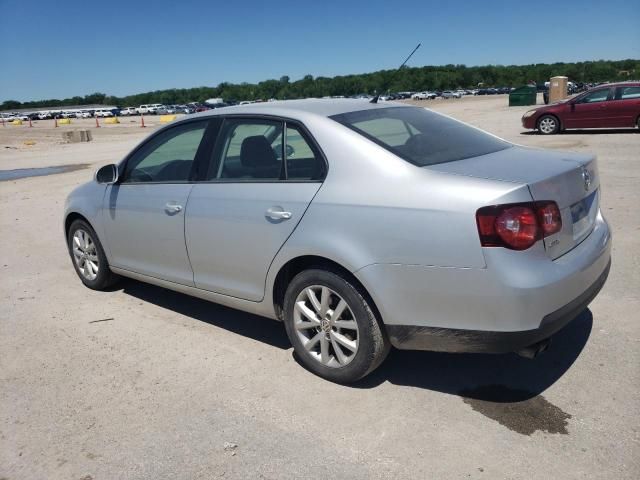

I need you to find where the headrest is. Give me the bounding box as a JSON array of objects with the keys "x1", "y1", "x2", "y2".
[{"x1": 240, "y1": 136, "x2": 278, "y2": 168}]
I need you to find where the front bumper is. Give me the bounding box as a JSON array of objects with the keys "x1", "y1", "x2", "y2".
[{"x1": 386, "y1": 259, "x2": 610, "y2": 353}]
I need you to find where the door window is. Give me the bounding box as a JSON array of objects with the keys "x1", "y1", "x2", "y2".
[
  {"x1": 282, "y1": 125, "x2": 325, "y2": 180},
  {"x1": 616, "y1": 86, "x2": 640, "y2": 100},
  {"x1": 210, "y1": 119, "x2": 284, "y2": 181},
  {"x1": 577, "y1": 89, "x2": 611, "y2": 104},
  {"x1": 122, "y1": 120, "x2": 208, "y2": 183}
]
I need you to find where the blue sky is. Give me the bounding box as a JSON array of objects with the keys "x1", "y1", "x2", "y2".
[{"x1": 1, "y1": 0, "x2": 638, "y2": 102}]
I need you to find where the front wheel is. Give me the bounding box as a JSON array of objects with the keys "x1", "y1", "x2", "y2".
[
  {"x1": 537, "y1": 115, "x2": 560, "y2": 135},
  {"x1": 67, "y1": 219, "x2": 119, "y2": 290},
  {"x1": 283, "y1": 269, "x2": 390, "y2": 383}
]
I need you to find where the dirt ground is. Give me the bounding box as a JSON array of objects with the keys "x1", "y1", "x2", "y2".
[{"x1": 1, "y1": 95, "x2": 638, "y2": 479}]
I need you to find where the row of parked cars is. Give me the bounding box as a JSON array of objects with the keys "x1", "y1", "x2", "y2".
[{"x1": 0, "y1": 102, "x2": 231, "y2": 122}]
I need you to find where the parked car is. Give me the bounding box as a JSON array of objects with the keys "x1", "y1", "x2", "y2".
[
  {"x1": 411, "y1": 91, "x2": 436, "y2": 100},
  {"x1": 137, "y1": 104, "x2": 162, "y2": 115},
  {"x1": 65, "y1": 99, "x2": 611, "y2": 383},
  {"x1": 441, "y1": 91, "x2": 462, "y2": 99},
  {"x1": 522, "y1": 82, "x2": 640, "y2": 134},
  {"x1": 94, "y1": 109, "x2": 114, "y2": 118},
  {"x1": 175, "y1": 105, "x2": 194, "y2": 114},
  {"x1": 37, "y1": 112, "x2": 52, "y2": 120},
  {"x1": 120, "y1": 107, "x2": 137, "y2": 116},
  {"x1": 75, "y1": 111, "x2": 91, "y2": 118}
]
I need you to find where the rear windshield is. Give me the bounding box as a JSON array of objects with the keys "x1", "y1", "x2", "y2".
[{"x1": 330, "y1": 106, "x2": 510, "y2": 166}]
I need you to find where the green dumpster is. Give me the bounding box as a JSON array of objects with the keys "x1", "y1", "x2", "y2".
[{"x1": 509, "y1": 85, "x2": 537, "y2": 106}]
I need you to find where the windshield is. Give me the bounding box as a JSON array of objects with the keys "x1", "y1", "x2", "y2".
[{"x1": 331, "y1": 106, "x2": 510, "y2": 166}]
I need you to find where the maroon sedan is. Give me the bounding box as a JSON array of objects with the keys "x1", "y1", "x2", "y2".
[{"x1": 522, "y1": 82, "x2": 640, "y2": 134}]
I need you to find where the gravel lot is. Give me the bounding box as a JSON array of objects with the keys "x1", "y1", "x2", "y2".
[{"x1": 1, "y1": 95, "x2": 638, "y2": 479}]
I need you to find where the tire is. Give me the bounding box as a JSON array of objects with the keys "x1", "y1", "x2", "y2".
[
  {"x1": 67, "y1": 219, "x2": 119, "y2": 290},
  {"x1": 283, "y1": 269, "x2": 390, "y2": 383},
  {"x1": 537, "y1": 114, "x2": 560, "y2": 135}
]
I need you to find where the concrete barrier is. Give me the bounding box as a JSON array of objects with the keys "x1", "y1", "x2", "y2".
[
  {"x1": 160, "y1": 115, "x2": 177, "y2": 123},
  {"x1": 62, "y1": 130, "x2": 93, "y2": 143},
  {"x1": 104, "y1": 117, "x2": 120, "y2": 124},
  {"x1": 58, "y1": 118, "x2": 72, "y2": 125}
]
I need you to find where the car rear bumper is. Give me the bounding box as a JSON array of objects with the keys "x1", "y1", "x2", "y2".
[
  {"x1": 356, "y1": 211, "x2": 611, "y2": 352},
  {"x1": 385, "y1": 258, "x2": 610, "y2": 352}
]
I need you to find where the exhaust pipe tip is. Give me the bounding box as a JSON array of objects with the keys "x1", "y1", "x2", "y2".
[{"x1": 516, "y1": 338, "x2": 551, "y2": 359}]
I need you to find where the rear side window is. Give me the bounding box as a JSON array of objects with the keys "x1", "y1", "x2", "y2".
[
  {"x1": 207, "y1": 118, "x2": 325, "y2": 181},
  {"x1": 616, "y1": 86, "x2": 640, "y2": 100},
  {"x1": 330, "y1": 107, "x2": 509, "y2": 167}
]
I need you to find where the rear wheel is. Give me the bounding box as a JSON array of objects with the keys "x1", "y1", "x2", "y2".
[
  {"x1": 67, "y1": 219, "x2": 119, "y2": 290},
  {"x1": 283, "y1": 269, "x2": 389, "y2": 383},
  {"x1": 537, "y1": 115, "x2": 560, "y2": 135}
]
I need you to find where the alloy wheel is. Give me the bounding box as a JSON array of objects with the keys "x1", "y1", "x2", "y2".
[
  {"x1": 293, "y1": 285, "x2": 359, "y2": 368},
  {"x1": 72, "y1": 229, "x2": 99, "y2": 281},
  {"x1": 539, "y1": 117, "x2": 557, "y2": 134}
]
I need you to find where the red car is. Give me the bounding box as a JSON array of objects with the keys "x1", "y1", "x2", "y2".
[{"x1": 522, "y1": 82, "x2": 640, "y2": 134}]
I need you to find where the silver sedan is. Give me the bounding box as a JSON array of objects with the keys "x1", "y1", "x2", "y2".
[{"x1": 64, "y1": 99, "x2": 611, "y2": 382}]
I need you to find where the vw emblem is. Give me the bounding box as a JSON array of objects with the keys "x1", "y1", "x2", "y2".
[{"x1": 581, "y1": 167, "x2": 592, "y2": 191}]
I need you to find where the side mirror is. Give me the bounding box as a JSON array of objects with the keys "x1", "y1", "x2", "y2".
[{"x1": 95, "y1": 164, "x2": 119, "y2": 184}]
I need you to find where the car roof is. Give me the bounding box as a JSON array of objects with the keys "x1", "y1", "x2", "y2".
[{"x1": 191, "y1": 98, "x2": 412, "y2": 121}]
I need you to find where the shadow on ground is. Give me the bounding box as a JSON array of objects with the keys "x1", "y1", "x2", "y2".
[
  {"x1": 355, "y1": 310, "x2": 593, "y2": 402},
  {"x1": 117, "y1": 278, "x2": 592, "y2": 404},
  {"x1": 119, "y1": 279, "x2": 291, "y2": 350}
]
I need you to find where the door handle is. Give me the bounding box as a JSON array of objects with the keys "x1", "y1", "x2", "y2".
[
  {"x1": 266, "y1": 207, "x2": 292, "y2": 221},
  {"x1": 165, "y1": 202, "x2": 183, "y2": 214}
]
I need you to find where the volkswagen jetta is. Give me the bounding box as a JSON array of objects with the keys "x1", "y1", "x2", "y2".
[{"x1": 64, "y1": 99, "x2": 611, "y2": 382}]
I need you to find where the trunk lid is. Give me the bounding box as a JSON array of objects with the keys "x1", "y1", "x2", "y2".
[{"x1": 427, "y1": 146, "x2": 600, "y2": 259}]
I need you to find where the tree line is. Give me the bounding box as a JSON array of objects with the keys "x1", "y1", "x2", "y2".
[{"x1": 2, "y1": 59, "x2": 637, "y2": 111}]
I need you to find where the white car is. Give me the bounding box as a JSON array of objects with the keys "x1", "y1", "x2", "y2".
[
  {"x1": 76, "y1": 111, "x2": 91, "y2": 118},
  {"x1": 147, "y1": 104, "x2": 163, "y2": 115},
  {"x1": 119, "y1": 107, "x2": 137, "y2": 116},
  {"x1": 411, "y1": 91, "x2": 436, "y2": 100},
  {"x1": 456, "y1": 90, "x2": 468, "y2": 96},
  {"x1": 441, "y1": 91, "x2": 462, "y2": 99},
  {"x1": 138, "y1": 104, "x2": 163, "y2": 115},
  {"x1": 94, "y1": 109, "x2": 114, "y2": 118},
  {"x1": 37, "y1": 112, "x2": 51, "y2": 120}
]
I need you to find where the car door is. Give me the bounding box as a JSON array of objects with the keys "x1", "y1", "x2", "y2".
[
  {"x1": 103, "y1": 119, "x2": 212, "y2": 285},
  {"x1": 563, "y1": 87, "x2": 613, "y2": 128},
  {"x1": 186, "y1": 117, "x2": 326, "y2": 301},
  {"x1": 611, "y1": 85, "x2": 640, "y2": 127}
]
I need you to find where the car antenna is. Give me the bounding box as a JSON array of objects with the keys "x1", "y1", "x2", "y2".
[{"x1": 370, "y1": 43, "x2": 421, "y2": 104}]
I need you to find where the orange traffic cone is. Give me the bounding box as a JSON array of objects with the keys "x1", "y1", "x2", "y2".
[
  {"x1": 95, "y1": 116, "x2": 100, "y2": 128},
  {"x1": 29, "y1": 117, "x2": 33, "y2": 127},
  {"x1": 54, "y1": 117, "x2": 58, "y2": 128},
  {"x1": 140, "y1": 115, "x2": 146, "y2": 128}
]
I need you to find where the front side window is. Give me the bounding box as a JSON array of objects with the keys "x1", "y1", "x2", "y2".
[
  {"x1": 122, "y1": 120, "x2": 207, "y2": 183},
  {"x1": 578, "y1": 89, "x2": 611, "y2": 104},
  {"x1": 331, "y1": 106, "x2": 509, "y2": 167}
]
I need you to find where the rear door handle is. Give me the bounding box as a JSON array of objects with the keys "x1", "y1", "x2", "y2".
[
  {"x1": 165, "y1": 202, "x2": 183, "y2": 214},
  {"x1": 266, "y1": 207, "x2": 292, "y2": 221}
]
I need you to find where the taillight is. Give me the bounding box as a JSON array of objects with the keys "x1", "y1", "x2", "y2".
[
  {"x1": 536, "y1": 201, "x2": 562, "y2": 236},
  {"x1": 476, "y1": 201, "x2": 562, "y2": 250}
]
